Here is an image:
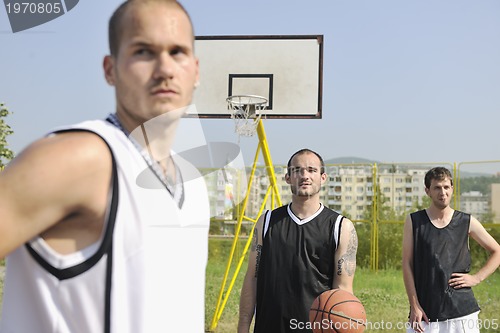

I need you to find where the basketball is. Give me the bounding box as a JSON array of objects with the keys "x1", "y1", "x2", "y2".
[{"x1": 309, "y1": 289, "x2": 366, "y2": 333}]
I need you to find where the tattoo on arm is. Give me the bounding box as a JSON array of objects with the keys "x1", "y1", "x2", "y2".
[
  {"x1": 254, "y1": 245, "x2": 262, "y2": 278},
  {"x1": 251, "y1": 226, "x2": 262, "y2": 278},
  {"x1": 251, "y1": 227, "x2": 258, "y2": 251},
  {"x1": 337, "y1": 227, "x2": 358, "y2": 276}
]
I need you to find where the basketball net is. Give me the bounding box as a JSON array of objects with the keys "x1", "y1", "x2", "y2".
[{"x1": 226, "y1": 95, "x2": 268, "y2": 138}]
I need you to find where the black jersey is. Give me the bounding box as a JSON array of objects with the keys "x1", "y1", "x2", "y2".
[
  {"x1": 254, "y1": 204, "x2": 343, "y2": 333},
  {"x1": 411, "y1": 209, "x2": 480, "y2": 321}
]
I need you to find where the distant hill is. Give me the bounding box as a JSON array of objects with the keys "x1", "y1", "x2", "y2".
[
  {"x1": 324, "y1": 156, "x2": 379, "y2": 164},
  {"x1": 459, "y1": 171, "x2": 496, "y2": 178}
]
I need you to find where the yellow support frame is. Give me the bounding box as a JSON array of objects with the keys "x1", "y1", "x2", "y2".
[
  {"x1": 209, "y1": 119, "x2": 282, "y2": 332},
  {"x1": 370, "y1": 163, "x2": 378, "y2": 271}
]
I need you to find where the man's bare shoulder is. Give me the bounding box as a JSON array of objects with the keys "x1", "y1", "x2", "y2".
[
  {"x1": 7, "y1": 131, "x2": 111, "y2": 176},
  {"x1": 1, "y1": 130, "x2": 113, "y2": 207},
  {"x1": 341, "y1": 217, "x2": 355, "y2": 231},
  {"x1": 0, "y1": 131, "x2": 113, "y2": 257}
]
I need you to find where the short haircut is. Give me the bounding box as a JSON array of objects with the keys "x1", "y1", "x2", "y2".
[
  {"x1": 108, "y1": 0, "x2": 194, "y2": 56},
  {"x1": 287, "y1": 149, "x2": 325, "y2": 175},
  {"x1": 424, "y1": 167, "x2": 453, "y2": 188}
]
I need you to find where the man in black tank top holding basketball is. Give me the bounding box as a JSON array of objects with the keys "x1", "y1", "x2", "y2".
[
  {"x1": 238, "y1": 149, "x2": 359, "y2": 333},
  {"x1": 402, "y1": 167, "x2": 500, "y2": 333}
]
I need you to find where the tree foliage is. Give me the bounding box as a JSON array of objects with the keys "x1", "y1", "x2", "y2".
[
  {"x1": 0, "y1": 102, "x2": 14, "y2": 168},
  {"x1": 459, "y1": 175, "x2": 500, "y2": 195}
]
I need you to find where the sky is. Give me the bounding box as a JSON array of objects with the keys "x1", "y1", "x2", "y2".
[{"x1": 1, "y1": 0, "x2": 499, "y2": 173}]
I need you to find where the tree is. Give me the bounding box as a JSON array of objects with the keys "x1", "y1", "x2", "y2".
[
  {"x1": 460, "y1": 175, "x2": 500, "y2": 196},
  {"x1": 0, "y1": 102, "x2": 14, "y2": 168},
  {"x1": 411, "y1": 195, "x2": 431, "y2": 212}
]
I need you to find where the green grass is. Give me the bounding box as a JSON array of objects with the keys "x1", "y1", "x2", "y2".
[
  {"x1": 1, "y1": 244, "x2": 498, "y2": 333},
  {"x1": 205, "y1": 239, "x2": 500, "y2": 333}
]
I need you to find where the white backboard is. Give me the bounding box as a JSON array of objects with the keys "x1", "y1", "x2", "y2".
[{"x1": 189, "y1": 35, "x2": 324, "y2": 119}]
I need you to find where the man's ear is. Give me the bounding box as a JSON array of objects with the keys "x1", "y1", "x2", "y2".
[
  {"x1": 321, "y1": 172, "x2": 327, "y2": 184},
  {"x1": 285, "y1": 172, "x2": 291, "y2": 184},
  {"x1": 103, "y1": 55, "x2": 116, "y2": 86}
]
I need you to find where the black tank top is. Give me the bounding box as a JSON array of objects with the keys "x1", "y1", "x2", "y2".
[
  {"x1": 254, "y1": 204, "x2": 343, "y2": 333},
  {"x1": 411, "y1": 209, "x2": 480, "y2": 321}
]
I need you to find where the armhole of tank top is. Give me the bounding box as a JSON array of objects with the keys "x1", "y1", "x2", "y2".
[
  {"x1": 25, "y1": 129, "x2": 119, "y2": 281},
  {"x1": 333, "y1": 215, "x2": 344, "y2": 252},
  {"x1": 263, "y1": 210, "x2": 272, "y2": 239}
]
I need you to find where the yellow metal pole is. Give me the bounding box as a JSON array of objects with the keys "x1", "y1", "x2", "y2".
[
  {"x1": 209, "y1": 144, "x2": 261, "y2": 332},
  {"x1": 213, "y1": 186, "x2": 274, "y2": 328},
  {"x1": 371, "y1": 163, "x2": 378, "y2": 271},
  {"x1": 209, "y1": 119, "x2": 282, "y2": 332},
  {"x1": 256, "y1": 119, "x2": 282, "y2": 207},
  {"x1": 454, "y1": 162, "x2": 459, "y2": 210}
]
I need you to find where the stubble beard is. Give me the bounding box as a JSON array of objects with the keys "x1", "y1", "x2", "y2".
[
  {"x1": 291, "y1": 184, "x2": 320, "y2": 199},
  {"x1": 434, "y1": 196, "x2": 451, "y2": 210}
]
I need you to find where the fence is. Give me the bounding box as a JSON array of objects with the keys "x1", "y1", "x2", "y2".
[{"x1": 214, "y1": 160, "x2": 500, "y2": 270}]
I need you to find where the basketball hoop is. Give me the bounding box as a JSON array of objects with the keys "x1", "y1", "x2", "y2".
[{"x1": 226, "y1": 95, "x2": 268, "y2": 137}]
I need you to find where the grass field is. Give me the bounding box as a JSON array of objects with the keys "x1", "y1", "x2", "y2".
[
  {"x1": 206, "y1": 239, "x2": 500, "y2": 333},
  {"x1": 1, "y1": 244, "x2": 498, "y2": 332}
]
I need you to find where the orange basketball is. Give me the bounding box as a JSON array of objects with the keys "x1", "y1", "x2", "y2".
[{"x1": 309, "y1": 289, "x2": 366, "y2": 333}]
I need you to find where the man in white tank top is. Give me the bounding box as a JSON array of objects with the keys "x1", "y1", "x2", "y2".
[{"x1": 0, "y1": 1, "x2": 210, "y2": 332}]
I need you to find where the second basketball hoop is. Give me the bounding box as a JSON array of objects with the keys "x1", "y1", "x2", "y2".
[{"x1": 226, "y1": 95, "x2": 268, "y2": 137}]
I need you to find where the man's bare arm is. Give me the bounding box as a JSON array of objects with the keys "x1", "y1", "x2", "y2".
[
  {"x1": 333, "y1": 218, "x2": 357, "y2": 294},
  {"x1": 238, "y1": 214, "x2": 264, "y2": 333},
  {"x1": 0, "y1": 132, "x2": 112, "y2": 258},
  {"x1": 402, "y1": 214, "x2": 428, "y2": 332},
  {"x1": 449, "y1": 216, "x2": 500, "y2": 288}
]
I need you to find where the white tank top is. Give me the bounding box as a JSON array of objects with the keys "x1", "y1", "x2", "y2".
[{"x1": 0, "y1": 119, "x2": 210, "y2": 333}]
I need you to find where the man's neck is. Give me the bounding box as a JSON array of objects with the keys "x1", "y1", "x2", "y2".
[
  {"x1": 290, "y1": 196, "x2": 322, "y2": 220},
  {"x1": 117, "y1": 110, "x2": 183, "y2": 181},
  {"x1": 117, "y1": 105, "x2": 185, "y2": 140},
  {"x1": 426, "y1": 205, "x2": 454, "y2": 222}
]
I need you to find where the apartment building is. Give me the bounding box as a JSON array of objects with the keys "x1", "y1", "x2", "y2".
[
  {"x1": 459, "y1": 191, "x2": 490, "y2": 219},
  {"x1": 491, "y1": 184, "x2": 500, "y2": 223},
  {"x1": 205, "y1": 164, "x2": 429, "y2": 222}
]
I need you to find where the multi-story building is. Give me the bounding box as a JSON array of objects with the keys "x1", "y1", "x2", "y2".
[
  {"x1": 460, "y1": 191, "x2": 490, "y2": 220},
  {"x1": 204, "y1": 164, "x2": 429, "y2": 222},
  {"x1": 203, "y1": 165, "x2": 500, "y2": 229},
  {"x1": 204, "y1": 168, "x2": 230, "y2": 220},
  {"x1": 491, "y1": 184, "x2": 500, "y2": 223}
]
